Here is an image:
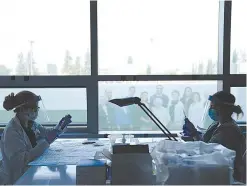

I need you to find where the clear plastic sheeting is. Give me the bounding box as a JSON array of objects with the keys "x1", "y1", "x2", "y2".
[{"x1": 151, "y1": 140, "x2": 236, "y2": 184}]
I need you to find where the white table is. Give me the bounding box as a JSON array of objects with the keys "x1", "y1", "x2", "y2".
[
  {"x1": 15, "y1": 137, "x2": 169, "y2": 185},
  {"x1": 15, "y1": 137, "x2": 237, "y2": 185}
]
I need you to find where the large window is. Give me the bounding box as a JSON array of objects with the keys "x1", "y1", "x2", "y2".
[
  {"x1": 98, "y1": 81, "x2": 219, "y2": 133},
  {"x1": 0, "y1": 0, "x2": 90, "y2": 75},
  {"x1": 98, "y1": 0, "x2": 219, "y2": 75},
  {"x1": 0, "y1": 1, "x2": 246, "y2": 135},
  {"x1": 0, "y1": 88, "x2": 87, "y2": 125},
  {"x1": 231, "y1": 0, "x2": 247, "y2": 74}
]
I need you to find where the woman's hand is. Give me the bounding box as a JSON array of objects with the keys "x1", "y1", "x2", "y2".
[
  {"x1": 55, "y1": 115, "x2": 72, "y2": 132},
  {"x1": 182, "y1": 118, "x2": 197, "y2": 137},
  {"x1": 45, "y1": 130, "x2": 58, "y2": 144}
]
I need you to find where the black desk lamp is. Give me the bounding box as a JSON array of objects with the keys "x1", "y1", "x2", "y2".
[{"x1": 109, "y1": 97, "x2": 177, "y2": 141}]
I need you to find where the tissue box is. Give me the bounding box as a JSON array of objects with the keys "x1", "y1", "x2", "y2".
[{"x1": 76, "y1": 159, "x2": 107, "y2": 185}]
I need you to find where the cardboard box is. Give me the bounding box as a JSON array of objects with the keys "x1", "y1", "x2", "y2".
[{"x1": 76, "y1": 159, "x2": 107, "y2": 185}]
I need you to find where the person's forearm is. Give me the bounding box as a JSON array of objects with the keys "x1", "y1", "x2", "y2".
[
  {"x1": 38, "y1": 124, "x2": 59, "y2": 138},
  {"x1": 28, "y1": 139, "x2": 49, "y2": 162}
]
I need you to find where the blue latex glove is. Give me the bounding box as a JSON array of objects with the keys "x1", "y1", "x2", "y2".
[
  {"x1": 46, "y1": 115, "x2": 72, "y2": 144},
  {"x1": 55, "y1": 114, "x2": 72, "y2": 132},
  {"x1": 182, "y1": 118, "x2": 197, "y2": 137}
]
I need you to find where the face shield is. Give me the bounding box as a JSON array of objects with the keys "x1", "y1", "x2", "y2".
[
  {"x1": 197, "y1": 95, "x2": 234, "y2": 131},
  {"x1": 14, "y1": 95, "x2": 50, "y2": 123},
  {"x1": 197, "y1": 95, "x2": 214, "y2": 131}
]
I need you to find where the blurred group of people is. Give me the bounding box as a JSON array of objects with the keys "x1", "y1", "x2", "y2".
[{"x1": 99, "y1": 85, "x2": 207, "y2": 131}]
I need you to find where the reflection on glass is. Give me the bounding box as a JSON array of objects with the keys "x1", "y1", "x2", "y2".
[
  {"x1": 0, "y1": 88, "x2": 87, "y2": 124},
  {"x1": 231, "y1": 0, "x2": 247, "y2": 74},
  {"x1": 98, "y1": 0, "x2": 219, "y2": 75},
  {"x1": 98, "y1": 81, "x2": 219, "y2": 133},
  {"x1": 0, "y1": 0, "x2": 90, "y2": 75},
  {"x1": 48, "y1": 166, "x2": 74, "y2": 185},
  {"x1": 27, "y1": 166, "x2": 74, "y2": 185},
  {"x1": 231, "y1": 87, "x2": 246, "y2": 122}
]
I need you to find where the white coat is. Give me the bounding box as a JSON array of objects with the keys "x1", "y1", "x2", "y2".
[
  {"x1": 0, "y1": 116, "x2": 52, "y2": 184},
  {"x1": 171, "y1": 101, "x2": 185, "y2": 130},
  {"x1": 188, "y1": 102, "x2": 204, "y2": 126},
  {"x1": 151, "y1": 106, "x2": 170, "y2": 127}
]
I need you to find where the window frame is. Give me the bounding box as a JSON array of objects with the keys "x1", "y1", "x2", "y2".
[{"x1": 0, "y1": 1, "x2": 246, "y2": 136}]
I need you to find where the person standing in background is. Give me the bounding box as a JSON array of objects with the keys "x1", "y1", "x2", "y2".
[
  {"x1": 98, "y1": 96, "x2": 115, "y2": 131},
  {"x1": 134, "y1": 91, "x2": 152, "y2": 130},
  {"x1": 104, "y1": 89, "x2": 113, "y2": 102},
  {"x1": 126, "y1": 86, "x2": 137, "y2": 130},
  {"x1": 151, "y1": 97, "x2": 170, "y2": 130},
  {"x1": 188, "y1": 92, "x2": 203, "y2": 127},
  {"x1": 140, "y1": 91, "x2": 150, "y2": 107},
  {"x1": 180, "y1": 87, "x2": 193, "y2": 116},
  {"x1": 150, "y1": 85, "x2": 169, "y2": 108},
  {"x1": 127, "y1": 86, "x2": 136, "y2": 97},
  {"x1": 168, "y1": 90, "x2": 184, "y2": 130},
  {"x1": 114, "y1": 86, "x2": 136, "y2": 131},
  {"x1": 114, "y1": 104, "x2": 132, "y2": 131}
]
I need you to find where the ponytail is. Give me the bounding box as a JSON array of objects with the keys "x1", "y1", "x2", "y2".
[
  {"x1": 3, "y1": 93, "x2": 17, "y2": 111},
  {"x1": 233, "y1": 105, "x2": 244, "y2": 119}
]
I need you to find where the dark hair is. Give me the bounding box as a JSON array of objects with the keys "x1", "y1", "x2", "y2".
[
  {"x1": 212, "y1": 91, "x2": 244, "y2": 118},
  {"x1": 182, "y1": 87, "x2": 192, "y2": 98},
  {"x1": 184, "y1": 87, "x2": 192, "y2": 93},
  {"x1": 3, "y1": 91, "x2": 38, "y2": 112}
]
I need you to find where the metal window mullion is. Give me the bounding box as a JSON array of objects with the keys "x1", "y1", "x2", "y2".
[
  {"x1": 0, "y1": 76, "x2": 90, "y2": 88},
  {"x1": 218, "y1": 0, "x2": 232, "y2": 93},
  {"x1": 87, "y1": 0, "x2": 98, "y2": 134},
  {"x1": 97, "y1": 75, "x2": 224, "y2": 81},
  {"x1": 228, "y1": 74, "x2": 247, "y2": 87}
]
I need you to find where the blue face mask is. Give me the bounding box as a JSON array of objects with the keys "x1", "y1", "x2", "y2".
[{"x1": 208, "y1": 108, "x2": 218, "y2": 121}]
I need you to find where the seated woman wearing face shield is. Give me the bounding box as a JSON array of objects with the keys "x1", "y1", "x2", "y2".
[
  {"x1": 0, "y1": 91, "x2": 72, "y2": 185},
  {"x1": 182, "y1": 91, "x2": 246, "y2": 183}
]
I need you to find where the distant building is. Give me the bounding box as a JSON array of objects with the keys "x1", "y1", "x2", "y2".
[{"x1": 47, "y1": 64, "x2": 58, "y2": 75}]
